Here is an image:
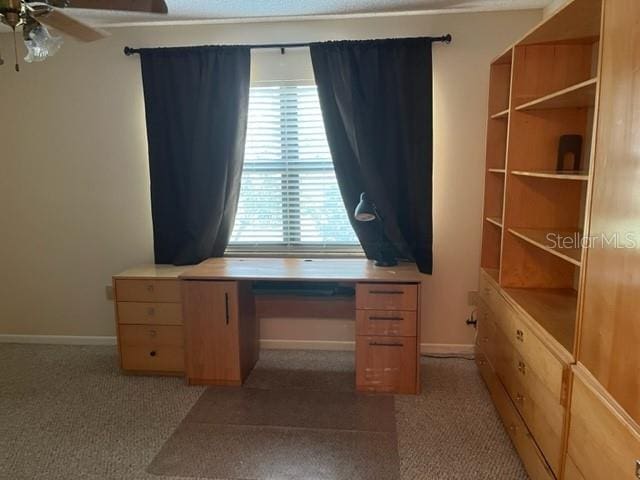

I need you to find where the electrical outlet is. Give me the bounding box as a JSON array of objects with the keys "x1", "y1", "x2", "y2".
[
  {"x1": 468, "y1": 291, "x2": 479, "y2": 306},
  {"x1": 105, "y1": 285, "x2": 114, "y2": 301}
]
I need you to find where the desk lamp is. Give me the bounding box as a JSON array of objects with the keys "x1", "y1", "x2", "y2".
[{"x1": 354, "y1": 192, "x2": 398, "y2": 267}]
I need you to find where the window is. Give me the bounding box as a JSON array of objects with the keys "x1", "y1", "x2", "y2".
[{"x1": 229, "y1": 85, "x2": 360, "y2": 253}]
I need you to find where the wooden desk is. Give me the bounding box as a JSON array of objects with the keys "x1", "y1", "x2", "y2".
[
  {"x1": 113, "y1": 258, "x2": 422, "y2": 394},
  {"x1": 181, "y1": 258, "x2": 422, "y2": 394},
  {"x1": 181, "y1": 257, "x2": 422, "y2": 282}
]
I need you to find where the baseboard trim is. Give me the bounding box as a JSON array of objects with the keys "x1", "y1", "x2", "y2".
[
  {"x1": 260, "y1": 339, "x2": 474, "y2": 356},
  {"x1": 0, "y1": 335, "x2": 474, "y2": 357},
  {"x1": 0, "y1": 335, "x2": 118, "y2": 346}
]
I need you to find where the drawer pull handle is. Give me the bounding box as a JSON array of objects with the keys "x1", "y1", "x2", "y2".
[
  {"x1": 515, "y1": 393, "x2": 525, "y2": 404},
  {"x1": 508, "y1": 424, "x2": 517, "y2": 434},
  {"x1": 149, "y1": 350, "x2": 157, "y2": 357},
  {"x1": 369, "y1": 316, "x2": 404, "y2": 321},
  {"x1": 477, "y1": 359, "x2": 486, "y2": 366},
  {"x1": 369, "y1": 341, "x2": 403, "y2": 347},
  {"x1": 225, "y1": 292, "x2": 229, "y2": 325},
  {"x1": 516, "y1": 329, "x2": 524, "y2": 342},
  {"x1": 482, "y1": 336, "x2": 490, "y2": 343},
  {"x1": 146, "y1": 284, "x2": 154, "y2": 292},
  {"x1": 369, "y1": 290, "x2": 404, "y2": 295},
  {"x1": 147, "y1": 307, "x2": 155, "y2": 316},
  {"x1": 635, "y1": 460, "x2": 640, "y2": 479},
  {"x1": 149, "y1": 329, "x2": 157, "y2": 338},
  {"x1": 518, "y1": 361, "x2": 526, "y2": 375}
]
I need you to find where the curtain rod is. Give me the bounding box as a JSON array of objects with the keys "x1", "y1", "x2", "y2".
[{"x1": 123, "y1": 35, "x2": 452, "y2": 56}]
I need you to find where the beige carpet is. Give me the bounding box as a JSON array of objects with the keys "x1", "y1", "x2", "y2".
[{"x1": 0, "y1": 344, "x2": 528, "y2": 480}]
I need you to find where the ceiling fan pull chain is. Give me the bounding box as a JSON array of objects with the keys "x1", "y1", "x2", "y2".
[{"x1": 12, "y1": 27, "x2": 19, "y2": 72}]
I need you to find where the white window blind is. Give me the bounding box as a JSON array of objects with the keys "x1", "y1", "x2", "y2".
[{"x1": 229, "y1": 85, "x2": 360, "y2": 252}]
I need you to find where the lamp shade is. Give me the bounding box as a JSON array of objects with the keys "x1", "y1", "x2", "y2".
[{"x1": 354, "y1": 192, "x2": 377, "y2": 222}]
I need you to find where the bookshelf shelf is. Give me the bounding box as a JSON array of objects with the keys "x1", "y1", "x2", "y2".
[
  {"x1": 508, "y1": 228, "x2": 582, "y2": 266},
  {"x1": 511, "y1": 170, "x2": 589, "y2": 181},
  {"x1": 515, "y1": 78, "x2": 597, "y2": 111}
]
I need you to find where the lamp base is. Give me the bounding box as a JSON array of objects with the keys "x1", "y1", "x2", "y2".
[{"x1": 374, "y1": 258, "x2": 398, "y2": 267}]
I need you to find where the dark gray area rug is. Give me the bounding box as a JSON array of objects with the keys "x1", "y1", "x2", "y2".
[{"x1": 147, "y1": 386, "x2": 399, "y2": 480}]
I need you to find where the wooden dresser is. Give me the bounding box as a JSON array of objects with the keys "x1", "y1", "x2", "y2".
[
  {"x1": 113, "y1": 265, "x2": 190, "y2": 375},
  {"x1": 477, "y1": 0, "x2": 640, "y2": 478}
]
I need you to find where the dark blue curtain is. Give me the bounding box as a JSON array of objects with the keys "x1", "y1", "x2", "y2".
[
  {"x1": 139, "y1": 45, "x2": 250, "y2": 265},
  {"x1": 310, "y1": 38, "x2": 434, "y2": 273}
]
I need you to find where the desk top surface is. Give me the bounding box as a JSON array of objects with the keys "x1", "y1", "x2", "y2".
[{"x1": 180, "y1": 257, "x2": 422, "y2": 283}]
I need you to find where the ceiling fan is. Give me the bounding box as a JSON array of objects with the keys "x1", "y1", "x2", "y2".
[{"x1": 0, "y1": 0, "x2": 168, "y2": 71}]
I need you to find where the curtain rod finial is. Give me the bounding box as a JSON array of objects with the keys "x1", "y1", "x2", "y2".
[
  {"x1": 124, "y1": 46, "x2": 135, "y2": 56},
  {"x1": 443, "y1": 34, "x2": 452, "y2": 44}
]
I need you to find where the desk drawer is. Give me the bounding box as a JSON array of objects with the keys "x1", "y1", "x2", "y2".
[
  {"x1": 356, "y1": 283, "x2": 418, "y2": 311},
  {"x1": 356, "y1": 335, "x2": 417, "y2": 394},
  {"x1": 115, "y1": 279, "x2": 181, "y2": 303},
  {"x1": 120, "y1": 345, "x2": 184, "y2": 373},
  {"x1": 119, "y1": 325, "x2": 184, "y2": 348},
  {"x1": 117, "y1": 302, "x2": 183, "y2": 326},
  {"x1": 356, "y1": 310, "x2": 416, "y2": 337}
]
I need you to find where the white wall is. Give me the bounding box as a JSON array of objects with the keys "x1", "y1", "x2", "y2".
[
  {"x1": 0, "y1": 9, "x2": 540, "y2": 347},
  {"x1": 543, "y1": 0, "x2": 568, "y2": 18}
]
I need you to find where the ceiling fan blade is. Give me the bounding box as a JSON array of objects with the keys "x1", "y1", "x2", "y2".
[
  {"x1": 67, "y1": 0, "x2": 168, "y2": 14},
  {"x1": 35, "y1": 8, "x2": 110, "y2": 42}
]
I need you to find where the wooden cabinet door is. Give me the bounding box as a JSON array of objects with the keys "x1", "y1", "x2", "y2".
[
  {"x1": 578, "y1": 0, "x2": 640, "y2": 424},
  {"x1": 183, "y1": 281, "x2": 241, "y2": 385},
  {"x1": 565, "y1": 368, "x2": 640, "y2": 480}
]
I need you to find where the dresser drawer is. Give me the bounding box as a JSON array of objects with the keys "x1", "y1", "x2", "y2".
[
  {"x1": 117, "y1": 302, "x2": 183, "y2": 326},
  {"x1": 566, "y1": 370, "x2": 640, "y2": 480},
  {"x1": 356, "y1": 335, "x2": 417, "y2": 394},
  {"x1": 509, "y1": 314, "x2": 565, "y2": 403},
  {"x1": 491, "y1": 370, "x2": 556, "y2": 480},
  {"x1": 475, "y1": 351, "x2": 496, "y2": 392},
  {"x1": 492, "y1": 326, "x2": 514, "y2": 387},
  {"x1": 479, "y1": 272, "x2": 516, "y2": 337},
  {"x1": 356, "y1": 283, "x2": 418, "y2": 311},
  {"x1": 115, "y1": 279, "x2": 181, "y2": 303},
  {"x1": 120, "y1": 345, "x2": 184, "y2": 373},
  {"x1": 119, "y1": 325, "x2": 184, "y2": 348},
  {"x1": 502, "y1": 349, "x2": 565, "y2": 476},
  {"x1": 356, "y1": 309, "x2": 417, "y2": 336},
  {"x1": 476, "y1": 301, "x2": 497, "y2": 366}
]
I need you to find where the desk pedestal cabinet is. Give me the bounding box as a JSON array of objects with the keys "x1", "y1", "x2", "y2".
[
  {"x1": 182, "y1": 281, "x2": 258, "y2": 386},
  {"x1": 355, "y1": 283, "x2": 420, "y2": 394},
  {"x1": 113, "y1": 266, "x2": 190, "y2": 375}
]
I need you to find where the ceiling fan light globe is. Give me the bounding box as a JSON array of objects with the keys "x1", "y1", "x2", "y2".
[{"x1": 23, "y1": 23, "x2": 63, "y2": 62}]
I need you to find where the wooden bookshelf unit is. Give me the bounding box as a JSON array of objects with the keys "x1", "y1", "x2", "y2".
[{"x1": 475, "y1": 1, "x2": 640, "y2": 478}]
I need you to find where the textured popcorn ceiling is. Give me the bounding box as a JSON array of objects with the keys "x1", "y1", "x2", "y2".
[{"x1": 66, "y1": 0, "x2": 551, "y2": 26}]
